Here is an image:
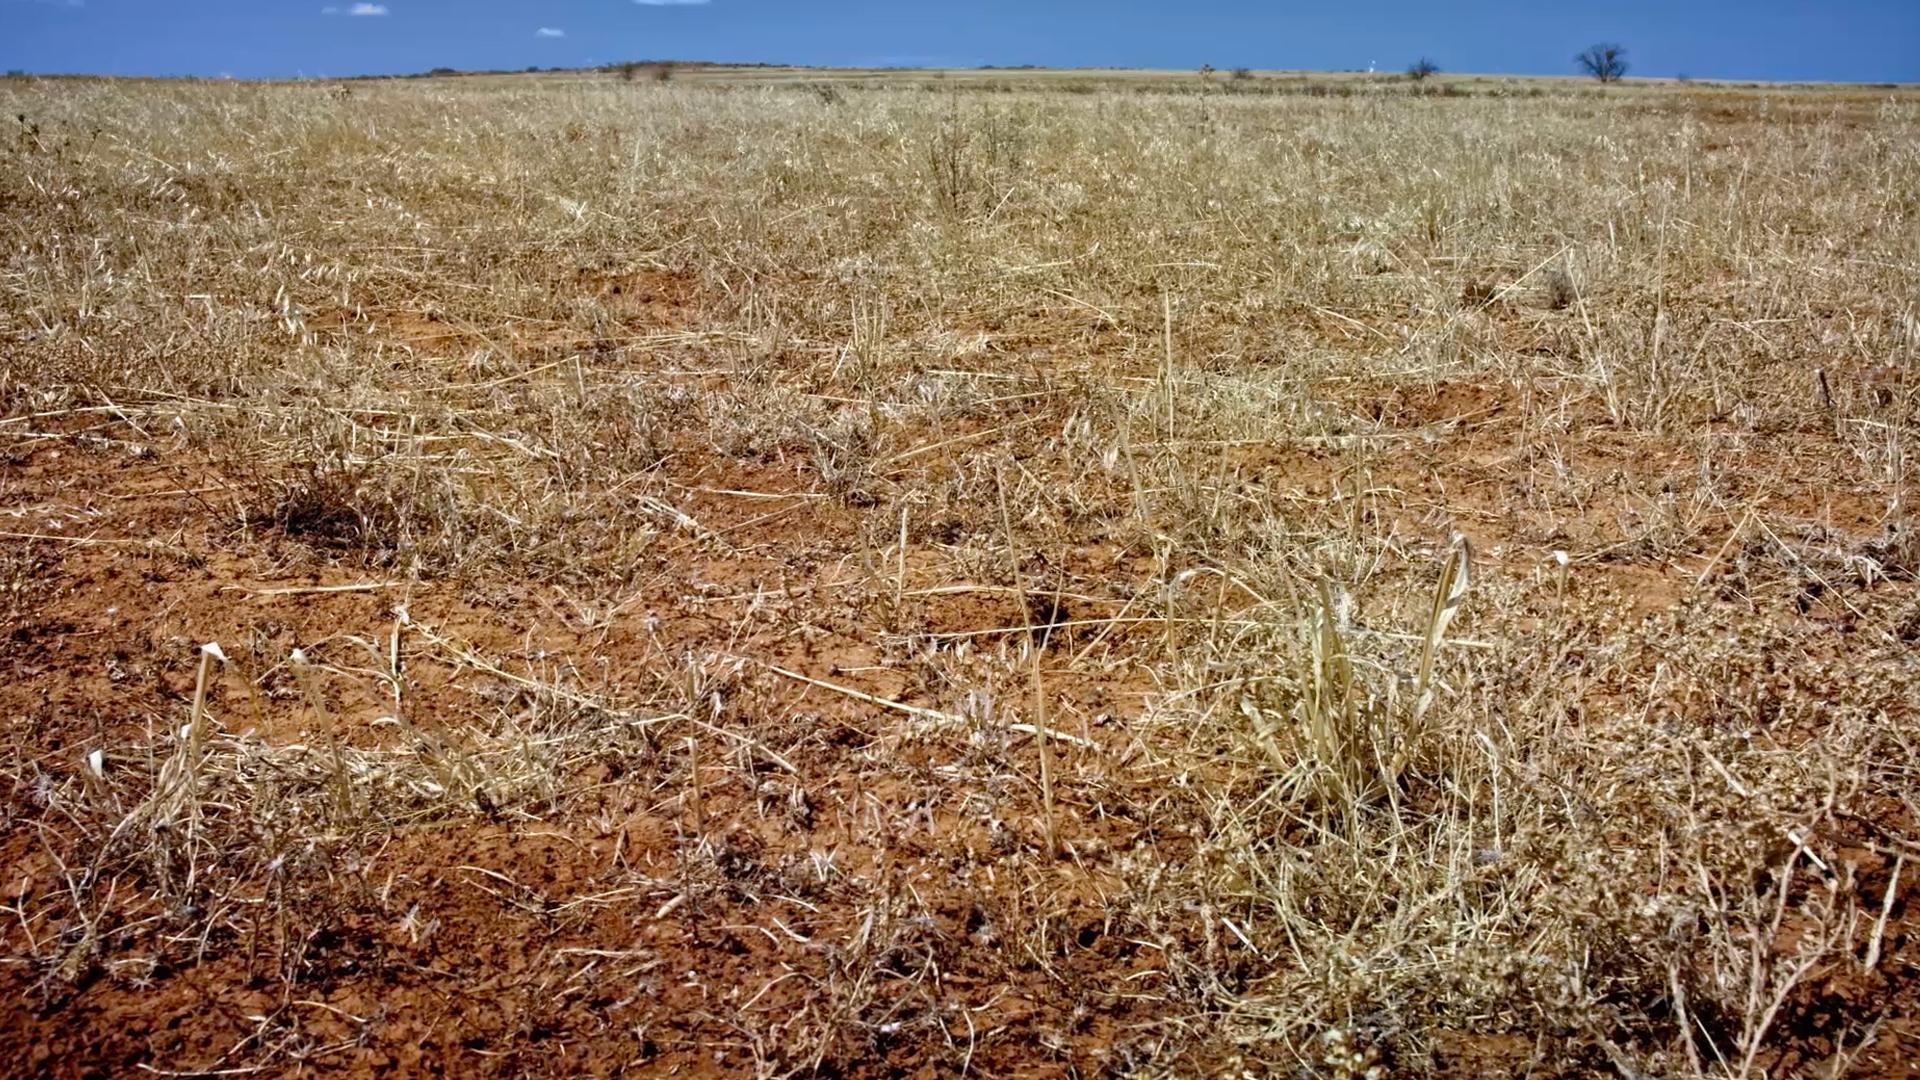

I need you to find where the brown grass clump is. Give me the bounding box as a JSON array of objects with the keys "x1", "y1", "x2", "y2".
[{"x1": 1, "y1": 68, "x2": 1917, "y2": 1076}]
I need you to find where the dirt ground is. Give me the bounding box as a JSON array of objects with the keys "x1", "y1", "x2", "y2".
[{"x1": 3, "y1": 69, "x2": 1918, "y2": 1077}]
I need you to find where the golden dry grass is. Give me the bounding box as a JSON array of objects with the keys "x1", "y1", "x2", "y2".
[{"x1": 1, "y1": 69, "x2": 1917, "y2": 1076}]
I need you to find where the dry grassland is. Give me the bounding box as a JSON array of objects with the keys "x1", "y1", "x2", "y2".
[{"x1": 2, "y1": 69, "x2": 1918, "y2": 1076}]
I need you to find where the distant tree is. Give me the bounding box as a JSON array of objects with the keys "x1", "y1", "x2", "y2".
[
  {"x1": 1575, "y1": 43, "x2": 1629, "y2": 83},
  {"x1": 1198, "y1": 63, "x2": 1216, "y2": 80},
  {"x1": 1407, "y1": 57, "x2": 1440, "y2": 82},
  {"x1": 1230, "y1": 67, "x2": 1254, "y2": 81},
  {"x1": 610, "y1": 61, "x2": 673, "y2": 82}
]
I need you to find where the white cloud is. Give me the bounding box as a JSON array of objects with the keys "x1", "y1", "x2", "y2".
[
  {"x1": 348, "y1": 2, "x2": 387, "y2": 15},
  {"x1": 536, "y1": 27, "x2": 565, "y2": 38}
]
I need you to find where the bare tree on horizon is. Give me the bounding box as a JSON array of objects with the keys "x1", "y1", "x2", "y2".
[{"x1": 1576, "y1": 43, "x2": 1629, "y2": 83}]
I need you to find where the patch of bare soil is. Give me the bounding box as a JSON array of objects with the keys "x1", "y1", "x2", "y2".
[
  {"x1": 8, "y1": 376, "x2": 1915, "y2": 1075},
  {"x1": 0, "y1": 429, "x2": 1207, "y2": 1077}
]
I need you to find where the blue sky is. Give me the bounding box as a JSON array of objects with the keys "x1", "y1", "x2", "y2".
[{"x1": 3, "y1": 1, "x2": 1916, "y2": 83}]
